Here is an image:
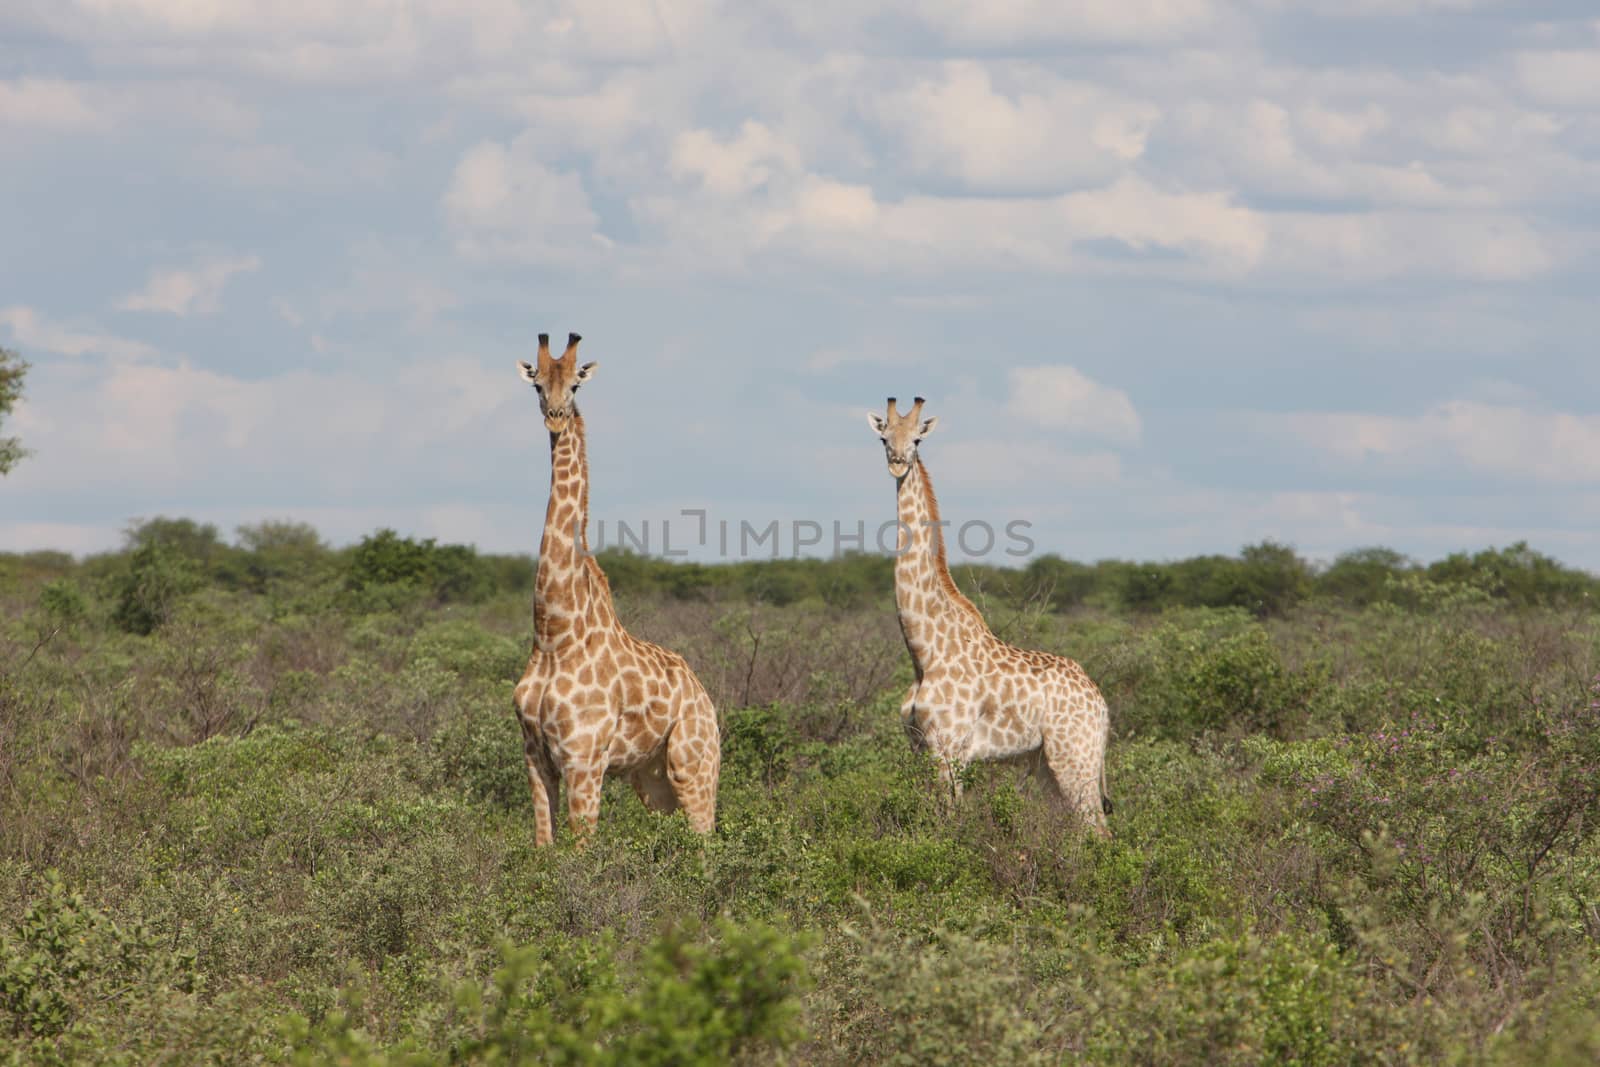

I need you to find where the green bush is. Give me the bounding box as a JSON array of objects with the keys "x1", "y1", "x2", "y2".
[
  {"x1": 343, "y1": 530, "x2": 496, "y2": 608},
  {"x1": 1104, "y1": 610, "x2": 1326, "y2": 738},
  {"x1": 107, "y1": 540, "x2": 202, "y2": 634},
  {"x1": 284, "y1": 919, "x2": 809, "y2": 1066},
  {"x1": 826, "y1": 926, "x2": 1055, "y2": 1066},
  {"x1": 1080, "y1": 931, "x2": 1408, "y2": 1065},
  {"x1": 1, "y1": 872, "x2": 201, "y2": 1055}
]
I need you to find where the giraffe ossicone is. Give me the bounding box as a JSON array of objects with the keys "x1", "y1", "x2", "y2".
[
  {"x1": 512, "y1": 331, "x2": 721, "y2": 845},
  {"x1": 869, "y1": 395, "x2": 1112, "y2": 834}
]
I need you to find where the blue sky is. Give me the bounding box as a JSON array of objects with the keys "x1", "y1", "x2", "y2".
[{"x1": 3, "y1": 1, "x2": 1599, "y2": 566}]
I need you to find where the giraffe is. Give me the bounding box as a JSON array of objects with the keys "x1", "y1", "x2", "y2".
[
  {"x1": 867, "y1": 396, "x2": 1112, "y2": 834},
  {"x1": 512, "y1": 332, "x2": 720, "y2": 845}
]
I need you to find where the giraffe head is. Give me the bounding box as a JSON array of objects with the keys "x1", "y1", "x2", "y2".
[
  {"x1": 867, "y1": 396, "x2": 938, "y2": 480},
  {"x1": 517, "y1": 332, "x2": 598, "y2": 435}
]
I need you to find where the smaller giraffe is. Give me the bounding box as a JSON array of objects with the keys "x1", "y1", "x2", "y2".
[
  {"x1": 513, "y1": 333, "x2": 720, "y2": 845},
  {"x1": 868, "y1": 396, "x2": 1112, "y2": 834}
]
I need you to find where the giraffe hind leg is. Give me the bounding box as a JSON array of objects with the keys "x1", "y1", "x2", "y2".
[
  {"x1": 666, "y1": 700, "x2": 720, "y2": 834},
  {"x1": 1042, "y1": 736, "x2": 1110, "y2": 836}
]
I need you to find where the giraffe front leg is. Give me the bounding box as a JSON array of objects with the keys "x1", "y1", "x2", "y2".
[
  {"x1": 515, "y1": 683, "x2": 562, "y2": 847},
  {"x1": 563, "y1": 763, "x2": 605, "y2": 845},
  {"x1": 909, "y1": 682, "x2": 966, "y2": 811}
]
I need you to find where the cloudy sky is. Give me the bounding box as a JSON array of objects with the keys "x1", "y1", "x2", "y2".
[{"x1": 3, "y1": 1, "x2": 1599, "y2": 567}]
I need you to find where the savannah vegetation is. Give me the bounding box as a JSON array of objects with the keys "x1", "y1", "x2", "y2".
[
  {"x1": 5, "y1": 518, "x2": 1600, "y2": 1063},
  {"x1": 0, "y1": 345, "x2": 29, "y2": 477}
]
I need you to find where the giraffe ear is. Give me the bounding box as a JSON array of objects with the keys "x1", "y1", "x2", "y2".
[
  {"x1": 916, "y1": 416, "x2": 938, "y2": 440},
  {"x1": 575, "y1": 361, "x2": 599, "y2": 384},
  {"x1": 517, "y1": 360, "x2": 538, "y2": 384},
  {"x1": 867, "y1": 412, "x2": 889, "y2": 437}
]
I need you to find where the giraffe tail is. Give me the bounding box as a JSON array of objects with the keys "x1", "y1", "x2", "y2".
[{"x1": 1099, "y1": 762, "x2": 1113, "y2": 816}]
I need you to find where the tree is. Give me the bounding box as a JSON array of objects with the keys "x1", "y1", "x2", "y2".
[{"x1": 0, "y1": 345, "x2": 28, "y2": 475}]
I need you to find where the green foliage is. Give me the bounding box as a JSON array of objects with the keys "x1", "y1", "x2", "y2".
[
  {"x1": 36, "y1": 580, "x2": 87, "y2": 630},
  {"x1": 233, "y1": 520, "x2": 330, "y2": 595},
  {"x1": 284, "y1": 919, "x2": 809, "y2": 1066},
  {"x1": 1080, "y1": 931, "x2": 1402, "y2": 1065},
  {"x1": 0, "y1": 344, "x2": 27, "y2": 476},
  {"x1": 1321, "y1": 546, "x2": 1417, "y2": 606},
  {"x1": 1, "y1": 872, "x2": 198, "y2": 1051},
  {"x1": 343, "y1": 529, "x2": 496, "y2": 608},
  {"x1": 1100, "y1": 609, "x2": 1326, "y2": 738},
  {"x1": 1426, "y1": 541, "x2": 1591, "y2": 607},
  {"x1": 829, "y1": 926, "x2": 1055, "y2": 1066},
  {"x1": 107, "y1": 539, "x2": 203, "y2": 634},
  {"x1": 1260, "y1": 693, "x2": 1600, "y2": 999},
  {"x1": 5, "y1": 522, "x2": 1600, "y2": 1064}
]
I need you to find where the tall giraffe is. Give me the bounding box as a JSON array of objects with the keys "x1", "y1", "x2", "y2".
[
  {"x1": 513, "y1": 332, "x2": 720, "y2": 845},
  {"x1": 867, "y1": 396, "x2": 1111, "y2": 834}
]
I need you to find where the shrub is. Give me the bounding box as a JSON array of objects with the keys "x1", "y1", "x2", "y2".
[
  {"x1": 1079, "y1": 931, "x2": 1409, "y2": 1065},
  {"x1": 0, "y1": 872, "x2": 198, "y2": 1046},
  {"x1": 284, "y1": 919, "x2": 809, "y2": 1065},
  {"x1": 1103, "y1": 610, "x2": 1326, "y2": 738},
  {"x1": 107, "y1": 540, "x2": 202, "y2": 634},
  {"x1": 1260, "y1": 689, "x2": 1600, "y2": 999},
  {"x1": 343, "y1": 530, "x2": 495, "y2": 608},
  {"x1": 824, "y1": 925, "x2": 1055, "y2": 1067}
]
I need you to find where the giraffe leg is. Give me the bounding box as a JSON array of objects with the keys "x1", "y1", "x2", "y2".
[
  {"x1": 563, "y1": 763, "x2": 606, "y2": 845},
  {"x1": 1042, "y1": 729, "x2": 1109, "y2": 837},
  {"x1": 666, "y1": 699, "x2": 720, "y2": 835},
  {"x1": 908, "y1": 682, "x2": 966, "y2": 810},
  {"x1": 523, "y1": 730, "x2": 561, "y2": 847},
  {"x1": 515, "y1": 680, "x2": 562, "y2": 847}
]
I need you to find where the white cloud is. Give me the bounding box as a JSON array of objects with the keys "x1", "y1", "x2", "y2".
[
  {"x1": 11, "y1": 0, "x2": 676, "y2": 85},
  {"x1": 1514, "y1": 48, "x2": 1600, "y2": 110},
  {"x1": 670, "y1": 121, "x2": 803, "y2": 197},
  {"x1": 1007, "y1": 366, "x2": 1142, "y2": 444},
  {"x1": 637, "y1": 127, "x2": 1269, "y2": 277},
  {"x1": 1170, "y1": 95, "x2": 1502, "y2": 210},
  {"x1": 1262, "y1": 0, "x2": 1507, "y2": 13},
  {"x1": 503, "y1": 73, "x2": 670, "y2": 160},
  {"x1": 1277, "y1": 401, "x2": 1600, "y2": 484},
  {"x1": 872, "y1": 62, "x2": 1159, "y2": 193},
  {"x1": 443, "y1": 139, "x2": 604, "y2": 261},
  {"x1": 0, "y1": 78, "x2": 103, "y2": 128},
  {"x1": 1264, "y1": 210, "x2": 1557, "y2": 281},
  {"x1": 117, "y1": 254, "x2": 260, "y2": 316},
  {"x1": 936, "y1": 437, "x2": 1124, "y2": 490},
  {"x1": 0, "y1": 306, "x2": 157, "y2": 360},
  {"x1": 901, "y1": 0, "x2": 1219, "y2": 47},
  {"x1": 5, "y1": 351, "x2": 524, "y2": 502}
]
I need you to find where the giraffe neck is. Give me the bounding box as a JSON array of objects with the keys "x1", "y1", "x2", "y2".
[
  {"x1": 535, "y1": 412, "x2": 617, "y2": 650},
  {"x1": 894, "y1": 457, "x2": 985, "y2": 672}
]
